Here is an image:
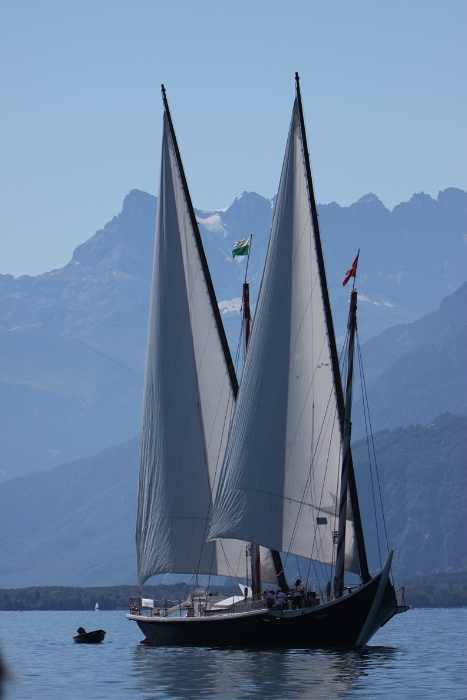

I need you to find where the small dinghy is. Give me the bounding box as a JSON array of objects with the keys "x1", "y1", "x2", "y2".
[{"x1": 73, "y1": 627, "x2": 106, "y2": 644}]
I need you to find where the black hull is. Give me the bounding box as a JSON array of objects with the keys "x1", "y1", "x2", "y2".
[{"x1": 129, "y1": 557, "x2": 397, "y2": 648}]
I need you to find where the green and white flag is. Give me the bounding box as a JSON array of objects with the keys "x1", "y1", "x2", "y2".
[{"x1": 232, "y1": 236, "x2": 251, "y2": 258}]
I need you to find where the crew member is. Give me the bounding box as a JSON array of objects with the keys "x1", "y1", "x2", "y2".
[
  {"x1": 292, "y1": 579, "x2": 304, "y2": 609},
  {"x1": 275, "y1": 589, "x2": 287, "y2": 610}
]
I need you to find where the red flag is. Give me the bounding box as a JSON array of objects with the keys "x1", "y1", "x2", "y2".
[{"x1": 342, "y1": 252, "x2": 359, "y2": 287}]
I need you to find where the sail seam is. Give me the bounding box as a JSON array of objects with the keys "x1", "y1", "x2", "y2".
[
  {"x1": 161, "y1": 87, "x2": 239, "y2": 398},
  {"x1": 162, "y1": 186, "x2": 210, "y2": 573},
  {"x1": 295, "y1": 75, "x2": 368, "y2": 580},
  {"x1": 168, "y1": 141, "x2": 242, "y2": 579},
  {"x1": 242, "y1": 120, "x2": 318, "y2": 545},
  {"x1": 284, "y1": 393, "x2": 339, "y2": 567},
  {"x1": 179, "y1": 203, "x2": 233, "y2": 470},
  {"x1": 229, "y1": 486, "x2": 342, "y2": 513},
  {"x1": 270, "y1": 137, "x2": 344, "y2": 567}
]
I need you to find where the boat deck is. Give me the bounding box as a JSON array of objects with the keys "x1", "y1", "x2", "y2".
[{"x1": 128, "y1": 584, "x2": 369, "y2": 622}]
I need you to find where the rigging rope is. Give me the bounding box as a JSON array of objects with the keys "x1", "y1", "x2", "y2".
[
  {"x1": 356, "y1": 331, "x2": 390, "y2": 563},
  {"x1": 356, "y1": 339, "x2": 382, "y2": 570}
]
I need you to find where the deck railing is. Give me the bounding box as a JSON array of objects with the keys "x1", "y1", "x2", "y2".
[
  {"x1": 129, "y1": 596, "x2": 182, "y2": 617},
  {"x1": 129, "y1": 586, "x2": 366, "y2": 618},
  {"x1": 207, "y1": 596, "x2": 267, "y2": 616},
  {"x1": 129, "y1": 594, "x2": 268, "y2": 617}
]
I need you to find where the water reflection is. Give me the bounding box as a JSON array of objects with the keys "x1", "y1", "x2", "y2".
[{"x1": 131, "y1": 644, "x2": 397, "y2": 699}]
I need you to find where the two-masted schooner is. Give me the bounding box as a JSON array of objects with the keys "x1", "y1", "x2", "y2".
[{"x1": 127, "y1": 75, "x2": 405, "y2": 647}]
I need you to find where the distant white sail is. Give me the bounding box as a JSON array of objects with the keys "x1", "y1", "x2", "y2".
[
  {"x1": 209, "y1": 100, "x2": 359, "y2": 574},
  {"x1": 136, "y1": 113, "x2": 276, "y2": 587}
]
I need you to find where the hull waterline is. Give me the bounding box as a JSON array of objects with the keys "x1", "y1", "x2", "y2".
[{"x1": 128, "y1": 556, "x2": 397, "y2": 649}]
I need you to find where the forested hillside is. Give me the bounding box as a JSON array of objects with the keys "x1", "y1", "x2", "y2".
[
  {"x1": 0, "y1": 413, "x2": 465, "y2": 588},
  {"x1": 402, "y1": 571, "x2": 467, "y2": 608},
  {"x1": 353, "y1": 413, "x2": 467, "y2": 581}
]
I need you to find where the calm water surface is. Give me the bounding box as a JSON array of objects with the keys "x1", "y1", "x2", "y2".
[{"x1": 1, "y1": 608, "x2": 466, "y2": 699}]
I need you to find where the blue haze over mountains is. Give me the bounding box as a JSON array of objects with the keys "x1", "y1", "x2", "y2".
[
  {"x1": 0, "y1": 187, "x2": 467, "y2": 588},
  {"x1": 0, "y1": 186, "x2": 466, "y2": 480},
  {"x1": 0, "y1": 415, "x2": 465, "y2": 587}
]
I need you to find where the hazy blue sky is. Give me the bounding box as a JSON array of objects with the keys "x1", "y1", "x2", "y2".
[{"x1": 0, "y1": 0, "x2": 466, "y2": 276}]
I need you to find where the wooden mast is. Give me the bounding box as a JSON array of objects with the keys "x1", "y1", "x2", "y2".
[
  {"x1": 335, "y1": 287, "x2": 357, "y2": 598},
  {"x1": 242, "y1": 280, "x2": 261, "y2": 596},
  {"x1": 294, "y1": 73, "x2": 371, "y2": 584}
]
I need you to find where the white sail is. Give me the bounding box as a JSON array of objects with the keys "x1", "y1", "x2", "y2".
[
  {"x1": 136, "y1": 113, "x2": 276, "y2": 587},
  {"x1": 209, "y1": 100, "x2": 359, "y2": 574}
]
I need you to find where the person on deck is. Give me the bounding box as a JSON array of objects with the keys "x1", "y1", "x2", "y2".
[
  {"x1": 266, "y1": 590, "x2": 275, "y2": 609},
  {"x1": 275, "y1": 589, "x2": 287, "y2": 610},
  {"x1": 292, "y1": 579, "x2": 304, "y2": 609}
]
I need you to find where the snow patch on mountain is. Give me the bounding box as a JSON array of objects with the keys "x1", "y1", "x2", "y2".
[
  {"x1": 357, "y1": 293, "x2": 395, "y2": 308},
  {"x1": 196, "y1": 213, "x2": 226, "y2": 234},
  {"x1": 218, "y1": 298, "x2": 242, "y2": 314}
]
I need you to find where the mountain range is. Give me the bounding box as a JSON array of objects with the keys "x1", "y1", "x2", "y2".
[
  {"x1": 0, "y1": 438, "x2": 139, "y2": 587},
  {"x1": 353, "y1": 281, "x2": 467, "y2": 436},
  {"x1": 0, "y1": 186, "x2": 466, "y2": 479}
]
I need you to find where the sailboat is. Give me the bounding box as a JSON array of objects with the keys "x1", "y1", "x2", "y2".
[{"x1": 127, "y1": 75, "x2": 405, "y2": 647}]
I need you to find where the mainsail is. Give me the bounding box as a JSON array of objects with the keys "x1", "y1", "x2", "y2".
[
  {"x1": 209, "y1": 96, "x2": 359, "y2": 574},
  {"x1": 136, "y1": 98, "x2": 276, "y2": 588}
]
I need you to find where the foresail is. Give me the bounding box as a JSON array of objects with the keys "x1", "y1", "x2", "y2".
[
  {"x1": 209, "y1": 100, "x2": 359, "y2": 574},
  {"x1": 136, "y1": 112, "x2": 276, "y2": 587}
]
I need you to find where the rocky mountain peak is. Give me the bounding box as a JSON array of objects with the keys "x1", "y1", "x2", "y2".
[
  {"x1": 71, "y1": 189, "x2": 157, "y2": 275},
  {"x1": 356, "y1": 192, "x2": 384, "y2": 206},
  {"x1": 218, "y1": 191, "x2": 273, "y2": 242}
]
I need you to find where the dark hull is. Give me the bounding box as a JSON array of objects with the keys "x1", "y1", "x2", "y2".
[
  {"x1": 129, "y1": 556, "x2": 397, "y2": 648},
  {"x1": 73, "y1": 629, "x2": 106, "y2": 644}
]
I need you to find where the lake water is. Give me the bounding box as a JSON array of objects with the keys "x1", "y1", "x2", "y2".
[{"x1": 1, "y1": 608, "x2": 466, "y2": 699}]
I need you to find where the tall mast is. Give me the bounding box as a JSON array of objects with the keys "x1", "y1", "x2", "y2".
[
  {"x1": 243, "y1": 282, "x2": 251, "y2": 352},
  {"x1": 242, "y1": 280, "x2": 261, "y2": 596},
  {"x1": 161, "y1": 85, "x2": 239, "y2": 399},
  {"x1": 334, "y1": 288, "x2": 357, "y2": 598},
  {"x1": 294, "y1": 73, "x2": 370, "y2": 584}
]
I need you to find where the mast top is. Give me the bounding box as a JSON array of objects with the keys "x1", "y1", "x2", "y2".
[
  {"x1": 161, "y1": 84, "x2": 168, "y2": 110},
  {"x1": 157, "y1": 82, "x2": 239, "y2": 399},
  {"x1": 295, "y1": 72, "x2": 301, "y2": 99}
]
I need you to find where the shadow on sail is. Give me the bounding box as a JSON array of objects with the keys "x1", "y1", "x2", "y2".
[{"x1": 135, "y1": 87, "x2": 275, "y2": 588}]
